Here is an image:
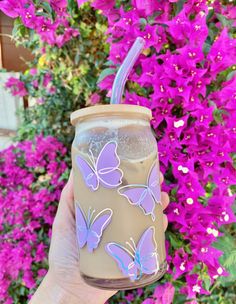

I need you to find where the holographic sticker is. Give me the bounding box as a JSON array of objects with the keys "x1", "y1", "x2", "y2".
[
  {"x1": 118, "y1": 161, "x2": 161, "y2": 221},
  {"x1": 75, "y1": 203, "x2": 113, "y2": 253},
  {"x1": 76, "y1": 141, "x2": 123, "y2": 191},
  {"x1": 106, "y1": 226, "x2": 159, "y2": 281}
]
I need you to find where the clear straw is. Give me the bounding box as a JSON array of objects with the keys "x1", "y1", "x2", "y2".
[{"x1": 110, "y1": 37, "x2": 145, "y2": 104}]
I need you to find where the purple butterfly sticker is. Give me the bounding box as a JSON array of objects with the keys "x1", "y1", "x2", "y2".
[
  {"x1": 75, "y1": 204, "x2": 113, "y2": 253},
  {"x1": 106, "y1": 226, "x2": 159, "y2": 281},
  {"x1": 118, "y1": 161, "x2": 161, "y2": 221},
  {"x1": 76, "y1": 141, "x2": 123, "y2": 191}
]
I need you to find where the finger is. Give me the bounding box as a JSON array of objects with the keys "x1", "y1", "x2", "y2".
[
  {"x1": 159, "y1": 171, "x2": 164, "y2": 184},
  {"x1": 53, "y1": 171, "x2": 75, "y2": 231},
  {"x1": 59, "y1": 170, "x2": 75, "y2": 214},
  {"x1": 161, "y1": 191, "x2": 170, "y2": 210},
  {"x1": 61, "y1": 170, "x2": 74, "y2": 203},
  {"x1": 163, "y1": 214, "x2": 168, "y2": 231}
]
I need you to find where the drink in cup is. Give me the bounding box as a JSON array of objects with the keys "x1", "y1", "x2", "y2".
[{"x1": 71, "y1": 104, "x2": 167, "y2": 290}]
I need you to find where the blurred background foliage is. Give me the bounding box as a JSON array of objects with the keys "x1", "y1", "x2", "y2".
[{"x1": 13, "y1": 3, "x2": 108, "y2": 146}]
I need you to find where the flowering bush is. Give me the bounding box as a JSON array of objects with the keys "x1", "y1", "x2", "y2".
[
  {"x1": 0, "y1": 136, "x2": 68, "y2": 303},
  {"x1": 5, "y1": 77, "x2": 28, "y2": 97},
  {"x1": 1, "y1": 0, "x2": 236, "y2": 303},
  {"x1": 2, "y1": 1, "x2": 108, "y2": 146},
  {"x1": 94, "y1": 0, "x2": 236, "y2": 303},
  {"x1": 0, "y1": 0, "x2": 79, "y2": 47}
]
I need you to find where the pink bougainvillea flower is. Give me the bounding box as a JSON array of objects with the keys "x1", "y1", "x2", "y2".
[
  {"x1": 207, "y1": 28, "x2": 236, "y2": 78},
  {"x1": 190, "y1": 12, "x2": 209, "y2": 45},
  {"x1": 98, "y1": 74, "x2": 115, "y2": 97},
  {"x1": 177, "y1": 45, "x2": 205, "y2": 65},
  {"x1": 124, "y1": 92, "x2": 151, "y2": 108},
  {"x1": 51, "y1": 0, "x2": 67, "y2": 9},
  {"x1": 77, "y1": 0, "x2": 89, "y2": 7},
  {"x1": 184, "y1": 0, "x2": 208, "y2": 14},
  {"x1": 125, "y1": 293, "x2": 135, "y2": 301},
  {"x1": 114, "y1": 7, "x2": 139, "y2": 32},
  {"x1": 19, "y1": 3, "x2": 36, "y2": 29},
  {"x1": 5, "y1": 77, "x2": 27, "y2": 97},
  {"x1": 42, "y1": 73, "x2": 53, "y2": 87},
  {"x1": 132, "y1": 0, "x2": 160, "y2": 16},
  {"x1": 32, "y1": 79, "x2": 39, "y2": 88},
  {"x1": 168, "y1": 82, "x2": 191, "y2": 103},
  {"x1": 142, "y1": 299, "x2": 155, "y2": 304},
  {"x1": 136, "y1": 24, "x2": 160, "y2": 49},
  {"x1": 181, "y1": 274, "x2": 210, "y2": 299},
  {"x1": 92, "y1": 0, "x2": 115, "y2": 11},
  {"x1": 90, "y1": 92, "x2": 101, "y2": 105},
  {"x1": 0, "y1": 0, "x2": 21, "y2": 18},
  {"x1": 172, "y1": 249, "x2": 194, "y2": 279},
  {"x1": 29, "y1": 68, "x2": 37, "y2": 76},
  {"x1": 37, "y1": 268, "x2": 47, "y2": 278},
  {"x1": 153, "y1": 282, "x2": 175, "y2": 304},
  {"x1": 165, "y1": 9, "x2": 191, "y2": 42}
]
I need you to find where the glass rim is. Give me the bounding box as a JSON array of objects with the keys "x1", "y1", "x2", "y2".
[{"x1": 71, "y1": 104, "x2": 152, "y2": 126}]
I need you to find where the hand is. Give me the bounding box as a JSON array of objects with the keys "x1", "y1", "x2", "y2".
[{"x1": 30, "y1": 170, "x2": 170, "y2": 304}]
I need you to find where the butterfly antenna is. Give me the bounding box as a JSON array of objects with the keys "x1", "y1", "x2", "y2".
[
  {"x1": 130, "y1": 237, "x2": 137, "y2": 251},
  {"x1": 138, "y1": 269, "x2": 143, "y2": 280},
  {"x1": 89, "y1": 149, "x2": 96, "y2": 167},
  {"x1": 125, "y1": 241, "x2": 135, "y2": 254},
  {"x1": 88, "y1": 207, "x2": 96, "y2": 225},
  {"x1": 90, "y1": 209, "x2": 96, "y2": 223},
  {"x1": 87, "y1": 207, "x2": 91, "y2": 224}
]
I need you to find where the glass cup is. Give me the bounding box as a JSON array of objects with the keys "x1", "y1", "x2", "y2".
[{"x1": 71, "y1": 104, "x2": 167, "y2": 290}]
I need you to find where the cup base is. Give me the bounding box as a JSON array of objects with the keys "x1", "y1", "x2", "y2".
[{"x1": 81, "y1": 260, "x2": 167, "y2": 290}]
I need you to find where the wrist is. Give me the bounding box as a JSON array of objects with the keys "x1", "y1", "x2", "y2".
[
  {"x1": 29, "y1": 272, "x2": 80, "y2": 304},
  {"x1": 30, "y1": 271, "x2": 115, "y2": 304}
]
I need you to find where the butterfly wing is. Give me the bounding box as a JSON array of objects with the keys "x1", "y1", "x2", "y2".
[
  {"x1": 96, "y1": 141, "x2": 123, "y2": 188},
  {"x1": 76, "y1": 155, "x2": 99, "y2": 191},
  {"x1": 136, "y1": 226, "x2": 159, "y2": 275},
  {"x1": 75, "y1": 204, "x2": 88, "y2": 249},
  {"x1": 87, "y1": 209, "x2": 113, "y2": 252},
  {"x1": 106, "y1": 243, "x2": 139, "y2": 281},
  {"x1": 148, "y1": 161, "x2": 161, "y2": 203},
  {"x1": 118, "y1": 185, "x2": 156, "y2": 220}
]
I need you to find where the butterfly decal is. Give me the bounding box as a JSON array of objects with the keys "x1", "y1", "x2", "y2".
[
  {"x1": 106, "y1": 226, "x2": 159, "y2": 281},
  {"x1": 76, "y1": 141, "x2": 123, "y2": 191},
  {"x1": 118, "y1": 161, "x2": 161, "y2": 221},
  {"x1": 75, "y1": 203, "x2": 113, "y2": 253}
]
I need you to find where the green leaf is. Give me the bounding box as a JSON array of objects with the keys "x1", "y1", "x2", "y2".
[
  {"x1": 168, "y1": 232, "x2": 183, "y2": 249},
  {"x1": 206, "y1": 8, "x2": 215, "y2": 22},
  {"x1": 147, "y1": 11, "x2": 163, "y2": 25},
  {"x1": 41, "y1": 2, "x2": 53, "y2": 15},
  {"x1": 74, "y1": 52, "x2": 80, "y2": 65},
  {"x1": 224, "y1": 250, "x2": 236, "y2": 268},
  {"x1": 213, "y1": 232, "x2": 236, "y2": 286},
  {"x1": 79, "y1": 22, "x2": 92, "y2": 38},
  {"x1": 173, "y1": 293, "x2": 187, "y2": 304},
  {"x1": 97, "y1": 68, "x2": 116, "y2": 84},
  {"x1": 203, "y1": 275, "x2": 211, "y2": 291},
  {"x1": 203, "y1": 41, "x2": 211, "y2": 55},
  {"x1": 104, "y1": 60, "x2": 116, "y2": 66},
  {"x1": 226, "y1": 70, "x2": 236, "y2": 81},
  {"x1": 174, "y1": 0, "x2": 187, "y2": 15},
  {"x1": 36, "y1": 11, "x2": 52, "y2": 18},
  {"x1": 216, "y1": 13, "x2": 233, "y2": 27},
  {"x1": 12, "y1": 18, "x2": 26, "y2": 38},
  {"x1": 58, "y1": 169, "x2": 70, "y2": 182},
  {"x1": 140, "y1": 18, "x2": 147, "y2": 29}
]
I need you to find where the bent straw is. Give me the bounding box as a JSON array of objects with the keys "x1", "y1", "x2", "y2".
[{"x1": 110, "y1": 37, "x2": 145, "y2": 104}]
